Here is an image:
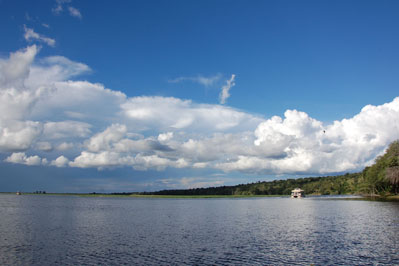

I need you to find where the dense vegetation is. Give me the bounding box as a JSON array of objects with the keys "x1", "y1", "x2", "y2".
[
  {"x1": 144, "y1": 141, "x2": 399, "y2": 196},
  {"x1": 362, "y1": 140, "x2": 399, "y2": 195}
]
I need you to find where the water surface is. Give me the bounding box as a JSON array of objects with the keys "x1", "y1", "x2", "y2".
[{"x1": 0, "y1": 194, "x2": 398, "y2": 265}]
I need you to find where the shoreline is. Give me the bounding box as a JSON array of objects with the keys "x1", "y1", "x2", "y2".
[
  {"x1": 0, "y1": 192, "x2": 285, "y2": 198},
  {"x1": 2, "y1": 192, "x2": 398, "y2": 201}
]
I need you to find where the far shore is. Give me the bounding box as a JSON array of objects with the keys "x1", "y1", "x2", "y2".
[
  {"x1": 1, "y1": 192, "x2": 284, "y2": 198},
  {"x1": 2, "y1": 192, "x2": 399, "y2": 201}
]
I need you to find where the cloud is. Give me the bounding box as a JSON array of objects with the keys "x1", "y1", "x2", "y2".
[
  {"x1": 180, "y1": 177, "x2": 225, "y2": 189},
  {"x1": 0, "y1": 89, "x2": 41, "y2": 121},
  {"x1": 132, "y1": 155, "x2": 188, "y2": 171},
  {"x1": 1, "y1": 45, "x2": 399, "y2": 177},
  {"x1": 36, "y1": 141, "x2": 53, "y2": 152},
  {"x1": 219, "y1": 74, "x2": 235, "y2": 104},
  {"x1": 0, "y1": 46, "x2": 92, "y2": 153},
  {"x1": 0, "y1": 45, "x2": 38, "y2": 88},
  {"x1": 28, "y1": 81, "x2": 125, "y2": 124},
  {"x1": 0, "y1": 46, "x2": 43, "y2": 152},
  {"x1": 67, "y1": 124, "x2": 178, "y2": 169},
  {"x1": 35, "y1": 56, "x2": 91, "y2": 79},
  {"x1": 52, "y1": 0, "x2": 69, "y2": 14},
  {"x1": 68, "y1": 7, "x2": 82, "y2": 19},
  {"x1": 0, "y1": 46, "x2": 124, "y2": 154},
  {"x1": 50, "y1": 155, "x2": 70, "y2": 167},
  {"x1": 69, "y1": 97, "x2": 399, "y2": 174},
  {"x1": 25, "y1": 13, "x2": 33, "y2": 21},
  {"x1": 121, "y1": 96, "x2": 261, "y2": 132},
  {"x1": 52, "y1": 0, "x2": 71, "y2": 14},
  {"x1": 158, "y1": 132, "x2": 173, "y2": 142},
  {"x1": 43, "y1": 121, "x2": 92, "y2": 139},
  {"x1": 168, "y1": 74, "x2": 222, "y2": 87},
  {"x1": 69, "y1": 151, "x2": 132, "y2": 169},
  {"x1": 218, "y1": 98, "x2": 399, "y2": 174},
  {"x1": 152, "y1": 177, "x2": 226, "y2": 189},
  {"x1": 0, "y1": 121, "x2": 42, "y2": 152},
  {"x1": 56, "y1": 142, "x2": 74, "y2": 151},
  {"x1": 85, "y1": 124, "x2": 127, "y2": 152},
  {"x1": 23, "y1": 25, "x2": 55, "y2": 47},
  {"x1": 5, "y1": 152, "x2": 47, "y2": 166},
  {"x1": 52, "y1": 0, "x2": 82, "y2": 19}
]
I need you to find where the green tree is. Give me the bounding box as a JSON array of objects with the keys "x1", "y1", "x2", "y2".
[
  {"x1": 363, "y1": 140, "x2": 399, "y2": 195},
  {"x1": 386, "y1": 155, "x2": 399, "y2": 193}
]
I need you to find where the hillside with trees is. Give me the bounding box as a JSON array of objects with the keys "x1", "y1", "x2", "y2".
[{"x1": 144, "y1": 140, "x2": 399, "y2": 196}]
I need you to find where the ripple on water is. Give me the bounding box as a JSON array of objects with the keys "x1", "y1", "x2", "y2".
[{"x1": 0, "y1": 195, "x2": 398, "y2": 265}]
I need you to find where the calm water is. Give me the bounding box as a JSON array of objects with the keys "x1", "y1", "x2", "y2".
[{"x1": 0, "y1": 194, "x2": 398, "y2": 265}]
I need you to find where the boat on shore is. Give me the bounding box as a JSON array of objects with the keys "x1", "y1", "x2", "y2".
[{"x1": 291, "y1": 188, "x2": 305, "y2": 198}]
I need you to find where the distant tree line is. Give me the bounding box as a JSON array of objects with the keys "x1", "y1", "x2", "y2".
[
  {"x1": 142, "y1": 140, "x2": 399, "y2": 196},
  {"x1": 142, "y1": 174, "x2": 363, "y2": 196}
]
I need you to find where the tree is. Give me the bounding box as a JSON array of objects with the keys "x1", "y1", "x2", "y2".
[
  {"x1": 386, "y1": 140, "x2": 399, "y2": 157},
  {"x1": 386, "y1": 156, "x2": 399, "y2": 193},
  {"x1": 386, "y1": 167, "x2": 399, "y2": 193}
]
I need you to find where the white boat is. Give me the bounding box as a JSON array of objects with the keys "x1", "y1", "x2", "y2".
[{"x1": 291, "y1": 188, "x2": 305, "y2": 198}]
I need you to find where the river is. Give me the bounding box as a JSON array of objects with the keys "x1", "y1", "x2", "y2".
[{"x1": 0, "y1": 194, "x2": 398, "y2": 265}]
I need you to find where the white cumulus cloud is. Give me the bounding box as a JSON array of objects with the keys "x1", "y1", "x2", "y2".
[
  {"x1": 85, "y1": 124, "x2": 127, "y2": 152},
  {"x1": 1, "y1": 45, "x2": 399, "y2": 178},
  {"x1": 5, "y1": 152, "x2": 47, "y2": 166},
  {"x1": 0, "y1": 45, "x2": 38, "y2": 88},
  {"x1": 0, "y1": 121, "x2": 42, "y2": 152},
  {"x1": 51, "y1": 155, "x2": 70, "y2": 167},
  {"x1": 218, "y1": 98, "x2": 399, "y2": 174}
]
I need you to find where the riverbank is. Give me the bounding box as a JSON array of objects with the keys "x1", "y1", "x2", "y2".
[
  {"x1": 1, "y1": 192, "x2": 285, "y2": 198},
  {"x1": 3, "y1": 192, "x2": 398, "y2": 200},
  {"x1": 363, "y1": 194, "x2": 399, "y2": 201}
]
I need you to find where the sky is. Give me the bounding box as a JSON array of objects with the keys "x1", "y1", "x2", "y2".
[{"x1": 0, "y1": 0, "x2": 399, "y2": 193}]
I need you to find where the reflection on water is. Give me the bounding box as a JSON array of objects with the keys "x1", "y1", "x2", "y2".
[{"x1": 0, "y1": 194, "x2": 398, "y2": 265}]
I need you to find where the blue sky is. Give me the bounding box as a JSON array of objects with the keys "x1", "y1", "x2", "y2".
[{"x1": 1, "y1": 0, "x2": 399, "y2": 192}]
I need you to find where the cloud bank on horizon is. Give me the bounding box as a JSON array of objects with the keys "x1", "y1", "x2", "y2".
[{"x1": 1, "y1": 45, "x2": 399, "y2": 176}]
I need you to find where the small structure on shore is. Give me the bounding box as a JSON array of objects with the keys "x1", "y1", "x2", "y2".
[{"x1": 291, "y1": 188, "x2": 305, "y2": 198}]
